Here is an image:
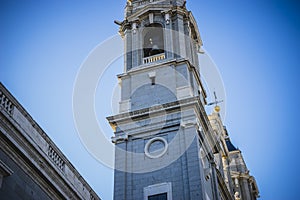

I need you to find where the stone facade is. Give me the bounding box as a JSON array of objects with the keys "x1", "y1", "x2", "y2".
[
  {"x1": 108, "y1": 0, "x2": 259, "y2": 200},
  {"x1": 0, "y1": 83, "x2": 100, "y2": 200}
]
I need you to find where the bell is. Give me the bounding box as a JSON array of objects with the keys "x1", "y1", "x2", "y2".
[{"x1": 152, "y1": 44, "x2": 159, "y2": 50}]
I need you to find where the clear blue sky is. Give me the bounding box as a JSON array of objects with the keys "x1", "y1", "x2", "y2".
[{"x1": 1, "y1": 0, "x2": 300, "y2": 199}]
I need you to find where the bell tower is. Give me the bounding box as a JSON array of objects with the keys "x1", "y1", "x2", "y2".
[
  {"x1": 107, "y1": 0, "x2": 222, "y2": 199},
  {"x1": 121, "y1": 0, "x2": 202, "y2": 71}
]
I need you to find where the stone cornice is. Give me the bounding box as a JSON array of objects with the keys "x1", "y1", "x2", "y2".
[
  {"x1": 107, "y1": 96, "x2": 185, "y2": 126},
  {"x1": 187, "y1": 12, "x2": 202, "y2": 46},
  {"x1": 107, "y1": 96, "x2": 217, "y2": 153},
  {"x1": 128, "y1": 5, "x2": 172, "y2": 22}
]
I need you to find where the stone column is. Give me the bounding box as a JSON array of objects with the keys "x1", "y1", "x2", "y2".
[
  {"x1": 124, "y1": 29, "x2": 133, "y2": 71},
  {"x1": 177, "y1": 14, "x2": 187, "y2": 59},
  {"x1": 164, "y1": 12, "x2": 174, "y2": 59},
  {"x1": 131, "y1": 21, "x2": 141, "y2": 68}
]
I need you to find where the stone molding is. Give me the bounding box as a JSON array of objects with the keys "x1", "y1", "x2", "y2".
[{"x1": 144, "y1": 137, "x2": 168, "y2": 159}]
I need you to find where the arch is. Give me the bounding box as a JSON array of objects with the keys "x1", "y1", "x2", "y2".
[{"x1": 143, "y1": 23, "x2": 165, "y2": 58}]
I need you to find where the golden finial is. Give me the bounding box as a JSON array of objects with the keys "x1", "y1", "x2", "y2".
[
  {"x1": 214, "y1": 105, "x2": 221, "y2": 113},
  {"x1": 207, "y1": 91, "x2": 223, "y2": 113}
]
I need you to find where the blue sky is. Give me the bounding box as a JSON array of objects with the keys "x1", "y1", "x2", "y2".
[{"x1": 1, "y1": 0, "x2": 300, "y2": 199}]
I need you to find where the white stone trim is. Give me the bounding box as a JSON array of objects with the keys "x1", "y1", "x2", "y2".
[
  {"x1": 111, "y1": 134, "x2": 128, "y2": 144},
  {"x1": 144, "y1": 137, "x2": 168, "y2": 159},
  {"x1": 148, "y1": 71, "x2": 156, "y2": 78},
  {"x1": 181, "y1": 119, "x2": 197, "y2": 128}
]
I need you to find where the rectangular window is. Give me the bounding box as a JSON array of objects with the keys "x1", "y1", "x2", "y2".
[
  {"x1": 144, "y1": 182, "x2": 172, "y2": 200},
  {"x1": 148, "y1": 192, "x2": 167, "y2": 200}
]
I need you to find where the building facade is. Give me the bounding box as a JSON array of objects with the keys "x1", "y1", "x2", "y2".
[
  {"x1": 107, "y1": 0, "x2": 259, "y2": 200},
  {"x1": 0, "y1": 83, "x2": 100, "y2": 199}
]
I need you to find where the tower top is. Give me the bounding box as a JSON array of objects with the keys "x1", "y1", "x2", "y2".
[
  {"x1": 124, "y1": 0, "x2": 190, "y2": 23},
  {"x1": 127, "y1": 0, "x2": 186, "y2": 7},
  {"x1": 118, "y1": 0, "x2": 202, "y2": 70}
]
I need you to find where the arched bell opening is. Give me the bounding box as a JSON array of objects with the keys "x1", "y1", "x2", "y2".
[{"x1": 143, "y1": 23, "x2": 165, "y2": 62}]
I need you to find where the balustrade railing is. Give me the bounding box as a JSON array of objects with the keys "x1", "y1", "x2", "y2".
[
  {"x1": 133, "y1": 0, "x2": 160, "y2": 7},
  {"x1": 0, "y1": 90, "x2": 14, "y2": 115},
  {"x1": 48, "y1": 145, "x2": 65, "y2": 171},
  {"x1": 143, "y1": 53, "x2": 165, "y2": 64}
]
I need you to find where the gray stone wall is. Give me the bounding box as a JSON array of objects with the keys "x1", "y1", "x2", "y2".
[
  {"x1": 0, "y1": 150, "x2": 52, "y2": 200},
  {"x1": 114, "y1": 135, "x2": 204, "y2": 200},
  {"x1": 131, "y1": 84, "x2": 177, "y2": 111}
]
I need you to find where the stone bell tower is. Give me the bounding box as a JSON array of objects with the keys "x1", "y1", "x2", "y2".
[{"x1": 107, "y1": 0, "x2": 228, "y2": 199}]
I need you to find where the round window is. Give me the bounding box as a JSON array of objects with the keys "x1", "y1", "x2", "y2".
[{"x1": 144, "y1": 137, "x2": 168, "y2": 159}]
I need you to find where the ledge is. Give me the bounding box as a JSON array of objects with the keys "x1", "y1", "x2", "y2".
[{"x1": 0, "y1": 159, "x2": 13, "y2": 176}]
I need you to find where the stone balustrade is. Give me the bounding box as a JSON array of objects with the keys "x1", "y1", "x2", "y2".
[
  {"x1": 0, "y1": 90, "x2": 14, "y2": 115},
  {"x1": 143, "y1": 53, "x2": 166, "y2": 64}
]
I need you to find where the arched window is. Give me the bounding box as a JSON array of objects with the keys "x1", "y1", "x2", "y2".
[{"x1": 143, "y1": 23, "x2": 165, "y2": 58}]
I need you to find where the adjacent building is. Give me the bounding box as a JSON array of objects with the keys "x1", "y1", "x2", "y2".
[
  {"x1": 209, "y1": 112, "x2": 260, "y2": 200},
  {"x1": 0, "y1": 82, "x2": 100, "y2": 200}
]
